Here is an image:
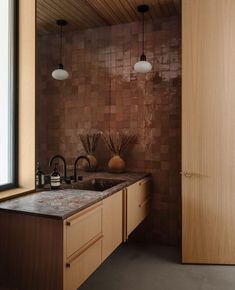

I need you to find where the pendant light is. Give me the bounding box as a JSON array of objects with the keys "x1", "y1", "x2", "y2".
[
  {"x1": 52, "y1": 19, "x2": 69, "y2": 80},
  {"x1": 134, "y1": 5, "x2": 152, "y2": 73}
]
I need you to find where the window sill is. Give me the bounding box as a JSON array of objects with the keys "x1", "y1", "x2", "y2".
[{"x1": 0, "y1": 187, "x2": 34, "y2": 202}]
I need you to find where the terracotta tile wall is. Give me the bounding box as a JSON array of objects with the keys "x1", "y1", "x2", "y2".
[{"x1": 36, "y1": 16, "x2": 181, "y2": 245}]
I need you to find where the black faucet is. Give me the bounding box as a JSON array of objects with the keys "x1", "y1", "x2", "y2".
[
  {"x1": 49, "y1": 155, "x2": 67, "y2": 183},
  {"x1": 73, "y1": 156, "x2": 90, "y2": 182}
]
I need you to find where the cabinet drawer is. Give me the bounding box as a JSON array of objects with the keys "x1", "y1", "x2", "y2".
[
  {"x1": 64, "y1": 237, "x2": 102, "y2": 290},
  {"x1": 65, "y1": 204, "x2": 102, "y2": 258},
  {"x1": 138, "y1": 178, "x2": 151, "y2": 204},
  {"x1": 127, "y1": 177, "x2": 151, "y2": 236},
  {"x1": 138, "y1": 197, "x2": 151, "y2": 222}
]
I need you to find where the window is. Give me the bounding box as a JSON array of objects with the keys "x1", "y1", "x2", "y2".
[{"x1": 0, "y1": 0, "x2": 18, "y2": 190}]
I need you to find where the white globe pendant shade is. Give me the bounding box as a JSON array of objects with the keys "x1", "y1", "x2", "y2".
[
  {"x1": 52, "y1": 68, "x2": 69, "y2": 80},
  {"x1": 134, "y1": 54, "x2": 152, "y2": 73},
  {"x1": 52, "y1": 64, "x2": 69, "y2": 80},
  {"x1": 134, "y1": 60, "x2": 152, "y2": 73}
]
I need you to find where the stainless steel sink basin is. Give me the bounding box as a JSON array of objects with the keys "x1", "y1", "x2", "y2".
[{"x1": 71, "y1": 178, "x2": 125, "y2": 192}]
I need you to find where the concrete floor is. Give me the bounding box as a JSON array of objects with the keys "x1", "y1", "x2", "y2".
[{"x1": 80, "y1": 242, "x2": 235, "y2": 290}]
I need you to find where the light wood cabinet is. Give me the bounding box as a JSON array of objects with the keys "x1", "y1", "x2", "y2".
[
  {"x1": 102, "y1": 190, "x2": 123, "y2": 261},
  {"x1": 0, "y1": 177, "x2": 151, "y2": 289},
  {"x1": 126, "y1": 177, "x2": 151, "y2": 237}
]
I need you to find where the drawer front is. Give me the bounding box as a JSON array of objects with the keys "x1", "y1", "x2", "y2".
[
  {"x1": 127, "y1": 178, "x2": 151, "y2": 236},
  {"x1": 65, "y1": 204, "x2": 102, "y2": 258},
  {"x1": 64, "y1": 238, "x2": 102, "y2": 290},
  {"x1": 138, "y1": 197, "x2": 151, "y2": 224},
  {"x1": 139, "y1": 178, "x2": 151, "y2": 204}
]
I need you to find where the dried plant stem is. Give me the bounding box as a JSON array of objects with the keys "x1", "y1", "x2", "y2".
[
  {"x1": 102, "y1": 133, "x2": 136, "y2": 155},
  {"x1": 79, "y1": 133, "x2": 101, "y2": 154}
]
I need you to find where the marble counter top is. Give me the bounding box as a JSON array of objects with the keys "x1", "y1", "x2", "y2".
[{"x1": 0, "y1": 172, "x2": 150, "y2": 220}]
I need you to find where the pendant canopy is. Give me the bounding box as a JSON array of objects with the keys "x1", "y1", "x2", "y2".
[
  {"x1": 134, "y1": 5, "x2": 152, "y2": 74},
  {"x1": 52, "y1": 19, "x2": 69, "y2": 80}
]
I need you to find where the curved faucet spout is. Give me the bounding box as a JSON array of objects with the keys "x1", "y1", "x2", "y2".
[
  {"x1": 49, "y1": 155, "x2": 67, "y2": 182},
  {"x1": 74, "y1": 156, "x2": 90, "y2": 182}
]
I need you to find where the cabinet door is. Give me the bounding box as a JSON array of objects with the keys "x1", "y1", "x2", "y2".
[
  {"x1": 65, "y1": 203, "x2": 102, "y2": 258},
  {"x1": 126, "y1": 178, "x2": 151, "y2": 237},
  {"x1": 64, "y1": 238, "x2": 102, "y2": 290},
  {"x1": 182, "y1": 0, "x2": 235, "y2": 264},
  {"x1": 102, "y1": 190, "x2": 123, "y2": 261}
]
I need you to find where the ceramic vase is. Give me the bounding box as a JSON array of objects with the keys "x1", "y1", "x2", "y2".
[{"x1": 108, "y1": 155, "x2": 125, "y2": 173}]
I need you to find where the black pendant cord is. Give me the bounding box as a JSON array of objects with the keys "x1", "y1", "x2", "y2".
[
  {"x1": 59, "y1": 24, "x2": 63, "y2": 68},
  {"x1": 142, "y1": 11, "x2": 145, "y2": 55}
]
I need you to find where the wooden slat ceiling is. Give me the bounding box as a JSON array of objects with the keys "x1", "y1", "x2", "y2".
[{"x1": 37, "y1": 0, "x2": 181, "y2": 34}]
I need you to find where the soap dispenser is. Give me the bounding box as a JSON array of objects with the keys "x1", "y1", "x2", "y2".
[
  {"x1": 36, "y1": 162, "x2": 45, "y2": 189},
  {"x1": 50, "y1": 163, "x2": 61, "y2": 190}
]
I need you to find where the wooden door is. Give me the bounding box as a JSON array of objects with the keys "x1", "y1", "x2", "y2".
[{"x1": 182, "y1": 0, "x2": 235, "y2": 264}]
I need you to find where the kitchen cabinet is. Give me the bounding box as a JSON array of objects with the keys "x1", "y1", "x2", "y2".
[
  {"x1": 126, "y1": 177, "x2": 151, "y2": 238},
  {"x1": 0, "y1": 176, "x2": 151, "y2": 290},
  {"x1": 102, "y1": 190, "x2": 123, "y2": 261}
]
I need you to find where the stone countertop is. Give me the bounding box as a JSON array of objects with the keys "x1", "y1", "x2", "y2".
[{"x1": 0, "y1": 172, "x2": 150, "y2": 220}]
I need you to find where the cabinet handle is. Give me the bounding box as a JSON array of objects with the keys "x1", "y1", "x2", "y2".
[
  {"x1": 65, "y1": 203, "x2": 102, "y2": 226},
  {"x1": 180, "y1": 171, "x2": 204, "y2": 178},
  {"x1": 66, "y1": 234, "x2": 103, "y2": 268},
  {"x1": 181, "y1": 171, "x2": 193, "y2": 178}
]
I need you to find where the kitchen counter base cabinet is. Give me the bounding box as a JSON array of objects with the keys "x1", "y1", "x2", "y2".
[{"x1": 0, "y1": 176, "x2": 151, "y2": 290}]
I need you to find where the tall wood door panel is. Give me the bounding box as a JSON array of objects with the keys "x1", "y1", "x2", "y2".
[{"x1": 182, "y1": 0, "x2": 235, "y2": 264}]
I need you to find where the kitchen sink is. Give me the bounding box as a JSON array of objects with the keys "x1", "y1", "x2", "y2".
[{"x1": 71, "y1": 178, "x2": 126, "y2": 192}]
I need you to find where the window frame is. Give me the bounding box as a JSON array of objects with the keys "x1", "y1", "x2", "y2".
[{"x1": 0, "y1": 0, "x2": 18, "y2": 191}]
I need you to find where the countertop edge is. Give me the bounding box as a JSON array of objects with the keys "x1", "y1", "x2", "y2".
[{"x1": 0, "y1": 172, "x2": 151, "y2": 220}]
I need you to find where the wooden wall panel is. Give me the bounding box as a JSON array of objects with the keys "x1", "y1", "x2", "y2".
[
  {"x1": 182, "y1": 0, "x2": 235, "y2": 264},
  {"x1": 19, "y1": 0, "x2": 36, "y2": 191},
  {"x1": 0, "y1": 212, "x2": 63, "y2": 290}
]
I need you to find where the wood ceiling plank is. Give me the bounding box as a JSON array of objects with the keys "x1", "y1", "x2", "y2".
[
  {"x1": 120, "y1": 0, "x2": 140, "y2": 20},
  {"x1": 132, "y1": 0, "x2": 157, "y2": 20},
  {"x1": 37, "y1": 1, "x2": 80, "y2": 31},
  {"x1": 104, "y1": 0, "x2": 136, "y2": 23},
  {"x1": 102, "y1": 0, "x2": 125, "y2": 22},
  {"x1": 37, "y1": 0, "x2": 181, "y2": 34},
  {"x1": 86, "y1": 0, "x2": 121, "y2": 25},
  {"x1": 44, "y1": 0, "x2": 94, "y2": 29},
  {"x1": 68, "y1": 0, "x2": 109, "y2": 26}
]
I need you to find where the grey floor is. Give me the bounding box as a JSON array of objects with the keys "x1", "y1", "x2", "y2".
[{"x1": 79, "y1": 242, "x2": 235, "y2": 290}]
